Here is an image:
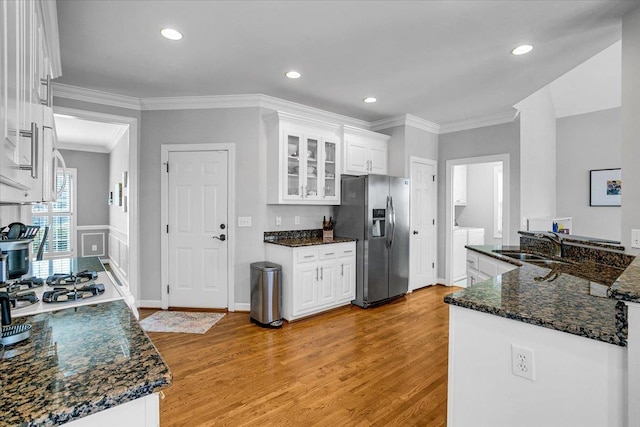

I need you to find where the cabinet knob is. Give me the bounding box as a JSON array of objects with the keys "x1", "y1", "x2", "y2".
[{"x1": 413, "y1": 230, "x2": 419, "y2": 235}]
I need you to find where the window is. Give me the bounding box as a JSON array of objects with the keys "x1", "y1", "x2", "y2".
[
  {"x1": 32, "y1": 168, "x2": 77, "y2": 259},
  {"x1": 493, "y1": 164, "x2": 503, "y2": 239}
]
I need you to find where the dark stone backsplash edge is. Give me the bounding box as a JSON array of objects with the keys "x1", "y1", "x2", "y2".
[{"x1": 264, "y1": 229, "x2": 322, "y2": 242}]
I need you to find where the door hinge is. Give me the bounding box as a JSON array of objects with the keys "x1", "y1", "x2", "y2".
[
  {"x1": 166, "y1": 162, "x2": 169, "y2": 173},
  {"x1": 432, "y1": 262, "x2": 435, "y2": 269},
  {"x1": 166, "y1": 224, "x2": 169, "y2": 233},
  {"x1": 432, "y1": 219, "x2": 435, "y2": 225},
  {"x1": 167, "y1": 284, "x2": 170, "y2": 294},
  {"x1": 432, "y1": 175, "x2": 435, "y2": 182}
]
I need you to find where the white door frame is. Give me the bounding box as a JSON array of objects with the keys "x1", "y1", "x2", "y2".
[
  {"x1": 445, "y1": 154, "x2": 510, "y2": 285},
  {"x1": 160, "y1": 143, "x2": 236, "y2": 311},
  {"x1": 409, "y1": 156, "x2": 438, "y2": 292},
  {"x1": 52, "y1": 106, "x2": 139, "y2": 303}
]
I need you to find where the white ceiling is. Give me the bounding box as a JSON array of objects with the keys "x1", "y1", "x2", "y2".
[{"x1": 54, "y1": 0, "x2": 639, "y2": 125}]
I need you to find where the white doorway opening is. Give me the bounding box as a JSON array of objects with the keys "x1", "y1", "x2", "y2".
[{"x1": 445, "y1": 154, "x2": 510, "y2": 286}]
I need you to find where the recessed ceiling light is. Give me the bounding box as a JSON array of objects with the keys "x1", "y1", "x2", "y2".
[
  {"x1": 511, "y1": 44, "x2": 533, "y2": 55},
  {"x1": 161, "y1": 28, "x2": 183, "y2": 41},
  {"x1": 363, "y1": 97, "x2": 377, "y2": 103},
  {"x1": 285, "y1": 71, "x2": 301, "y2": 79}
]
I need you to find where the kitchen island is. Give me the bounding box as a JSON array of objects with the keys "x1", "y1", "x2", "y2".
[
  {"x1": 0, "y1": 257, "x2": 171, "y2": 426},
  {"x1": 445, "y1": 234, "x2": 637, "y2": 427}
]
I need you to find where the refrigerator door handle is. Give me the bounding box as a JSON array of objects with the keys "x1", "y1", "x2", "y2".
[
  {"x1": 389, "y1": 195, "x2": 396, "y2": 248},
  {"x1": 385, "y1": 196, "x2": 392, "y2": 248}
]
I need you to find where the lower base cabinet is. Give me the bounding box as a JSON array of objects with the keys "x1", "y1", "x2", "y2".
[
  {"x1": 466, "y1": 250, "x2": 517, "y2": 287},
  {"x1": 266, "y1": 242, "x2": 356, "y2": 321}
]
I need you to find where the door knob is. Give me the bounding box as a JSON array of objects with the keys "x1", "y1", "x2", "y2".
[
  {"x1": 213, "y1": 234, "x2": 226, "y2": 241},
  {"x1": 413, "y1": 230, "x2": 419, "y2": 235}
]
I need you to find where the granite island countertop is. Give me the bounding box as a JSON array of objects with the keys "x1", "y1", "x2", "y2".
[
  {"x1": 445, "y1": 245, "x2": 630, "y2": 346},
  {"x1": 0, "y1": 300, "x2": 172, "y2": 426}
]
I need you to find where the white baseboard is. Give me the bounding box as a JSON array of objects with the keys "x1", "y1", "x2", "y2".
[
  {"x1": 138, "y1": 300, "x2": 162, "y2": 309},
  {"x1": 233, "y1": 302, "x2": 250, "y2": 312},
  {"x1": 436, "y1": 277, "x2": 450, "y2": 285}
]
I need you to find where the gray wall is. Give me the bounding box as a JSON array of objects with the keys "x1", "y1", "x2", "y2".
[
  {"x1": 556, "y1": 108, "x2": 621, "y2": 241},
  {"x1": 438, "y1": 120, "x2": 520, "y2": 277},
  {"x1": 109, "y1": 130, "x2": 129, "y2": 234},
  {"x1": 379, "y1": 124, "x2": 438, "y2": 177},
  {"x1": 621, "y1": 6, "x2": 640, "y2": 255},
  {"x1": 457, "y1": 162, "x2": 502, "y2": 245},
  {"x1": 59, "y1": 149, "x2": 110, "y2": 226}
]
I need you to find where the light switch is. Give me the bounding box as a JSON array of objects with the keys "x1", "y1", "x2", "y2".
[
  {"x1": 92, "y1": 245, "x2": 98, "y2": 251},
  {"x1": 275, "y1": 216, "x2": 282, "y2": 226},
  {"x1": 632, "y1": 229, "x2": 640, "y2": 249},
  {"x1": 295, "y1": 216, "x2": 300, "y2": 225},
  {"x1": 238, "y1": 216, "x2": 252, "y2": 227}
]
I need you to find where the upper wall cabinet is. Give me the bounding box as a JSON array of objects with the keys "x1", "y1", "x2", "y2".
[
  {"x1": 453, "y1": 164, "x2": 467, "y2": 206},
  {"x1": 266, "y1": 112, "x2": 341, "y2": 205},
  {"x1": 1, "y1": 0, "x2": 62, "y2": 204},
  {"x1": 343, "y1": 125, "x2": 389, "y2": 175}
]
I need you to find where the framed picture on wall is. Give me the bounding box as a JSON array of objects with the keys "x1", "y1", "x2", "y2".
[{"x1": 590, "y1": 168, "x2": 621, "y2": 207}]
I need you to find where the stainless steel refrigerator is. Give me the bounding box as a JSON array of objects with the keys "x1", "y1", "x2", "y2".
[{"x1": 333, "y1": 174, "x2": 410, "y2": 308}]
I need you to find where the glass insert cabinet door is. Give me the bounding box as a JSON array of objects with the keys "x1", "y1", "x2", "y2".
[
  {"x1": 305, "y1": 137, "x2": 319, "y2": 199},
  {"x1": 286, "y1": 133, "x2": 301, "y2": 198},
  {"x1": 323, "y1": 140, "x2": 337, "y2": 198}
]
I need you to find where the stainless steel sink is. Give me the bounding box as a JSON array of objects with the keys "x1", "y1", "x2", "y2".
[
  {"x1": 492, "y1": 250, "x2": 546, "y2": 261},
  {"x1": 526, "y1": 259, "x2": 571, "y2": 267}
]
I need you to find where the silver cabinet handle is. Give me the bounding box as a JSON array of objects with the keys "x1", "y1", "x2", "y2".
[
  {"x1": 467, "y1": 259, "x2": 474, "y2": 264},
  {"x1": 40, "y1": 75, "x2": 52, "y2": 107},
  {"x1": 300, "y1": 185, "x2": 304, "y2": 198},
  {"x1": 316, "y1": 267, "x2": 319, "y2": 281},
  {"x1": 341, "y1": 264, "x2": 344, "y2": 276},
  {"x1": 304, "y1": 255, "x2": 314, "y2": 259},
  {"x1": 320, "y1": 266, "x2": 323, "y2": 280},
  {"x1": 325, "y1": 252, "x2": 334, "y2": 256},
  {"x1": 19, "y1": 122, "x2": 38, "y2": 178}
]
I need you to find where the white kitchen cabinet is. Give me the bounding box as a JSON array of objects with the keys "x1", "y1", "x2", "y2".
[
  {"x1": 1, "y1": 0, "x2": 61, "y2": 203},
  {"x1": 465, "y1": 249, "x2": 517, "y2": 287},
  {"x1": 265, "y1": 241, "x2": 356, "y2": 321},
  {"x1": 266, "y1": 112, "x2": 341, "y2": 205},
  {"x1": 453, "y1": 228, "x2": 468, "y2": 282},
  {"x1": 453, "y1": 165, "x2": 467, "y2": 205},
  {"x1": 343, "y1": 125, "x2": 389, "y2": 175}
]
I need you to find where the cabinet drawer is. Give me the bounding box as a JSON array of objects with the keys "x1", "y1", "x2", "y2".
[
  {"x1": 318, "y1": 247, "x2": 338, "y2": 260},
  {"x1": 466, "y1": 252, "x2": 479, "y2": 270},
  {"x1": 338, "y1": 246, "x2": 355, "y2": 257},
  {"x1": 296, "y1": 250, "x2": 318, "y2": 263}
]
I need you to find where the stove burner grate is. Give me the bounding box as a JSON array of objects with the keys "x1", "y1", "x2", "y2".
[
  {"x1": 43, "y1": 283, "x2": 105, "y2": 303},
  {"x1": 1, "y1": 277, "x2": 44, "y2": 293},
  {"x1": 46, "y1": 271, "x2": 98, "y2": 287}
]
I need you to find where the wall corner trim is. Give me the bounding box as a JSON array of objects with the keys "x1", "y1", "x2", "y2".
[
  {"x1": 439, "y1": 110, "x2": 518, "y2": 134},
  {"x1": 370, "y1": 114, "x2": 440, "y2": 134}
]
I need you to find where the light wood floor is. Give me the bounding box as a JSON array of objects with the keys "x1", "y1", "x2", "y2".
[{"x1": 140, "y1": 285, "x2": 456, "y2": 426}]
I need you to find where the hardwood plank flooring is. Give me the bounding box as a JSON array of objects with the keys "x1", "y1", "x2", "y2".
[{"x1": 140, "y1": 285, "x2": 457, "y2": 426}]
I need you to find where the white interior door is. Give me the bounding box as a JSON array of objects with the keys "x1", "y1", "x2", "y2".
[
  {"x1": 168, "y1": 150, "x2": 228, "y2": 308},
  {"x1": 410, "y1": 158, "x2": 437, "y2": 290}
]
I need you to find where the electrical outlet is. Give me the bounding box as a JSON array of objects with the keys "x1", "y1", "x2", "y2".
[
  {"x1": 294, "y1": 216, "x2": 300, "y2": 225},
  {"x1": 238, "y1": 216, "x2": 252, "y2": 227},
  {"x1": 511, "y1": 344, "x2": 535, "y2": 381},
  {"x1": 632, "y1": 229, "x2": 640, "y2": 249},
  {"x1": 91, "y1": 245, "x2": 98, "y2": 251},
  {"x1": 275, "y1": 216, "x2": 282, "y2": 226}
]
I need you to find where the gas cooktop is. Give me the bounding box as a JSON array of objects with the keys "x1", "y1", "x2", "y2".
[{"x1": 46, "y1": 270, "x2": 98, "y2": 287}]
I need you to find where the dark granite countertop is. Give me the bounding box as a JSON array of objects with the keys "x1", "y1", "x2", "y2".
[
  {"x1": 0, "y1": 300, "x2": 172, "y2": 426},
  {"x1": 265, "y1": 236, "x2": 356, "y2": 247},
  {"x1": 264, "y1": 229, "x2": 356, "y2": 247},
  {"x1": 445, "y1": 245, "x2": 630, "y2": 346}
]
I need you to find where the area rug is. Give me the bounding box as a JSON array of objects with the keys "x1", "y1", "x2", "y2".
[{"x1": 140, "y1": 311, "x2": 225, "y2": 334}]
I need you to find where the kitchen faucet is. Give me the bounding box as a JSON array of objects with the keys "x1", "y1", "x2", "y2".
[{"x1": 534, "y1": 232, "x2": 563, "y2": 258}]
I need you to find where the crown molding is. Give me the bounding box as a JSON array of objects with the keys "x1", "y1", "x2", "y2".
[
  {"x1": 56, "y1": 141, "x2": 110, "y2": 153},
  {"x1": 439, "y1": 110, "x2": 518, "y2": 134},
  {"x1": 370, "y1": 114, "x2": 440, "y2": 134},
  {"x1": 140, "y1": 94, "x2": 262, "y2": 111},
  {"x1": 343, "y1": 124, "x2": 391, "y2": 141},
  {"x1": 53, "y1": 83, "x2": 142, "y2": 110}
]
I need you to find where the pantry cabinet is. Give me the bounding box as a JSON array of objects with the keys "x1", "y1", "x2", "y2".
[
  {"x1": 453, "y1": 165, "x2": 467, "y2": 205},
  {"x1": 1, "y1": 0, "x2": 61, "y2": 203},
  {"x1": 266, "y1": 112, "x2": 341, "y2": 205},
  {"x1": 343, "y1": 125, "x2": 389, "y2": 175},
  {"x1": 265, "y1": 241, "x2": 356, "y2": 321}
]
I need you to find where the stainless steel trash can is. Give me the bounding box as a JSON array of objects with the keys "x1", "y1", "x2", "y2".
[{"x1": 250, "y1": 262, "x2": 283, "y2": 328}]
